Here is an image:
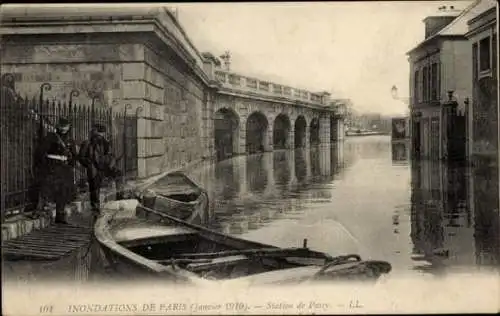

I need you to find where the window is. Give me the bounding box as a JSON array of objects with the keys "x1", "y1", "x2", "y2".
[
  {"x1": 414, "y1": 70, "x2": 419, "y2": 104},
  {"x1": 422, "y1": 66, "x2": 428, "y2": 102},
  {"x1": 472, "y1": 42, "x2": 478, "y2": 79},
  {"x1": 479, "y1": 36, "x2": 491, "y2": 72},
  {"x1": 431, "y1": 63, "x2": 438, "y2": 101}
]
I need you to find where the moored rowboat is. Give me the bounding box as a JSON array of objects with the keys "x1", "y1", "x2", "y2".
[
  {"x1": 137, "y1": 171, "x2": 209, "y2": 225},
  {"x1": 94, "y1": 199, "x2": 392, "y2": 286}
]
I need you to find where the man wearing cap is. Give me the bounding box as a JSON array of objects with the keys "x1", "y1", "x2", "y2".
[
  {"x1": 36, "y1": 118, "x2": 79, "y2": 224},
  {"x1": 78, "y1": 123, "x2": 124, "y2": 215}
]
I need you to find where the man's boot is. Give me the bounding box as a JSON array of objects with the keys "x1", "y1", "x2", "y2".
[
  {"x1": 54, "y1": 205, "x2": 68, "y2": 225},
  {"x1": 116, "y1": 191, "x2": 124, "y2": 200}
]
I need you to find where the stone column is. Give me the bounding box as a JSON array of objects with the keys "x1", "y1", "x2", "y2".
[
  {"x1": 319, "y1": 142, "x2": 331, "y2": 176},
  {"x1": 238, "y1": 155, "x2": 248, "y2": 197},
  {"x1": 263, "y1": 153, "x2": 275, "y2": 196},
  {"x1": 336, "y1": 118, "x2": 345, "y2": 141},
  {"x1": 264, "y1": 122, "x2": 273, "y2": 152},
  {"x1": 288, "y1": 149, "x2": 296, "y2": 189},
  {"x1": 237, "y1": 118, "x2": 247, "y2": 155},
  {"x1": 305, "y1": 126, "x2": 311, "y2": 149},
  {"x1": 203, "y1": 91, "x2": 216, "y2": 160},
  {"x1": 319, "y1": 114, "x2": 331, "y2": 145},
  {"x1": 288, "y1": 125, "x2": 295, "y2": 149},
  {"x1": 330, "y1": 117, "x2": 338, "y2": 142}
]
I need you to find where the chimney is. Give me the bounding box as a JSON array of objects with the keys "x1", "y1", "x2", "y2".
[
  {"x1": 423, "y1": 5, "x2": 461, "y2": 39},
  {"x1": 219, "y1": 51, "x2": 231, "y2": 71}
]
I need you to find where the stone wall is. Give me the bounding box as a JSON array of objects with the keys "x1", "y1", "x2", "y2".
[
  {"x1": 0, "y1": 42, "x2": 144, "y2": 107},
  {"x1": 140, "y1": 45, "x2": 207, "y2": 176},
  {"x1": 1, "y1": 36, "x2": 210, "y2": 179}
]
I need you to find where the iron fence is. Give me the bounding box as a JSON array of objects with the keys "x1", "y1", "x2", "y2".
[{"x1": 0, "y1": 75, "x2": 138, "y2": 220}]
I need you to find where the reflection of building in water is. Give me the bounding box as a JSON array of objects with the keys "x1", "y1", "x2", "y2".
[
  {"x1": 294, "y1": 148, "x2": 310, "y2": 184},
  {"x1": 209, "y1": 146, "x2": 347, "y2": 235},
  {"x1": 273, "y1": 150, "x2": 292, "y2": 187},
  {"x1": 246, "y1": 153, "x2": 268, "y2": 194},
  {"x1": 214, "y1": 158, "x2": 240, "y2": 200},
  {"x1": 410, "y1": 158, "x2": 499, "y2": 271},
  {"x1": 470, "y1": 157, "x2": 499, "y2": 266},
  {"x1": 391, "y1": 140, "x2": 410, "y2": 164},
  {"x1": 330, "y1": 141, "x2": 345, "y2": 174}
]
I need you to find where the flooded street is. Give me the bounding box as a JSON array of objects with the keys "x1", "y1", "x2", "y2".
[{"x1": 156, "y1": 135, "x2": 499, "y2": 278}]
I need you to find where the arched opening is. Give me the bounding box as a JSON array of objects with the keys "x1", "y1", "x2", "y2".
[
  {"x1": 246, "y1": 111, "x2": 268, "y2": 154},
  {"x1": 309, "y1": 117, "x2": 320, "y2": 146},
  {"x1": 273, "y1": 114, "x2": 291, "y2": 150},
  {"x1": 214, "y1": 108, "x2": 239, "y2": 161},
  {"x1": 330, "y1": 115, "x2": 338, "y2": 142},
  {"x1": 294, "y1": 115, "x2": 307, "y2": 148}
]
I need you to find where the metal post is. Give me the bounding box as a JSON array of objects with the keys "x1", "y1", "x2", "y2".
[
  {"x1": 91, "y1": 95, "x2": 99, "y2": 125},
  {"x1": 68, "y1": 89, "x2": 79, "y2": 115},
  {"x1": 39, "y1": 83, "x2": 51, "y2": 107},
  {"x1": 123, "y1": 104, "x2": 132, "y2": 176},
  {"x1": 38, "y1": 83, "x2": 52, "y2": 139}
]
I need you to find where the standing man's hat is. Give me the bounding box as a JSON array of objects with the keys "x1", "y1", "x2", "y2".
[
  {"x1": 56, "y1": 117, "x2": 70, "y2": 128},
  {"x1": 93, "y1": 123, "x2": 107, "y2": 133}
]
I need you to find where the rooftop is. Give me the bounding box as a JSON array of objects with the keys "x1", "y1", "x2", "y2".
[{"x1": 407, "y1": 0, "x2": 495, "y2": 55}]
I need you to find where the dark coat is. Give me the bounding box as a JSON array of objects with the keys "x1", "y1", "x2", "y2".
[
  {"x1": 37, "y1": 131, "x2": 78, "y2": 204},
  {"x1": 78, "y1": 136, "x2": 119, "y2": 180}
]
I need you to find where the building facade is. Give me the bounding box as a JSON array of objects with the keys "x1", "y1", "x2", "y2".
[
  {"x1": 464, "y1": 0, "x2": 498, "y2": 265},
  {"x1": 465, "y1": 0, "x2": 497, "y2": 161},
  {"x1": 407, "y1": 3, "x2": 483, "y2": 161}
]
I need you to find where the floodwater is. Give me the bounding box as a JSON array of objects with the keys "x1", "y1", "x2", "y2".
[{"x1": 175, "y1": 135, "x2": 500, "y2": 278}]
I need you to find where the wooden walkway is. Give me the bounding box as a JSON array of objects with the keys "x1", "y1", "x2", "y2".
[{"x1": 2, "y1": 224, "x2": 92, "y2": 261}]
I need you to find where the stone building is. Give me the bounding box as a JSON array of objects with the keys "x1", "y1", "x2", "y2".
[
  {"x1": 0, "y1": 6, "x2": 222, "y2": 179},
  {"x1": 465, "y1": 0, "x2": 497, "y2": 161},
  {"x1": 407, "y1": 2, "x2": 486, "y2": 161},
  {"x1": 0, "y1": 5, "x2": 342, "y2": 181},
  {"x1": 464, "y1": 0, "x2": 499, "y2": 265}
]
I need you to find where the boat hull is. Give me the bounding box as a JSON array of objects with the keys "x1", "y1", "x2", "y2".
[
  {"x1": 140, "y1": 172, "x2": 210, "y2": 225},
  {"x1": 94, "y1": 200, "x2": 392, "y2": 285}
]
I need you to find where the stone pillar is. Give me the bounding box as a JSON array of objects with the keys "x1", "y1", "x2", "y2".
[
  {"x1": 288, "y1": 126, "x2": 295, "y2": 149},
  {"x1": 336, "y1": 118, "x2": 346, "y2": 141},
  {"x1": 203, "y1": 91, "x2": 216, "y2": 159},
  {"x1": 237, "y1": 118, "x2": 247, "y2": 155},
  {"x1": 288, "y1": 149, "x2": 296, "y2": 189},
  {"x1": 264, "y1": 122, "x2": 273, "y2": 152},
  {"x1": 263, "y1": 153, "x2": 275, "y2": 196},
  {"x1": 319, "y1": 114, "x2": 331, "y2": 145},
  {"x1": 305, "y1": 126, "x2": 311, "y2": 149},
  {"x1": 319, "y1": 142, "x2": 331, "y2": 176},
  {"x1": 238, "y1": 155, "x2": 248, "y2": 197}
]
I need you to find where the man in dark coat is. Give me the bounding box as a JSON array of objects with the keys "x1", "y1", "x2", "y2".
[
  {"x1": 37, "y1": 118, "x2": 78, "y2": 224},
  {"x1": 78, "y1": 124, "x2": 124, "y2": 215}
]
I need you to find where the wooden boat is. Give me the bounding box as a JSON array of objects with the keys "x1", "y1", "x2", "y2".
[
  {"x1": 137, "y1": 171, "x2": 209, "y2": 225},
  {"x1": 94, "y1": 199, "x2": 392, "y2": 286}
]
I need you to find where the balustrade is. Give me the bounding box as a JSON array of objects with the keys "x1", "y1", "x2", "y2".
[{"x1": 214, "y1": 70, "x2": 336, "y2": 107}]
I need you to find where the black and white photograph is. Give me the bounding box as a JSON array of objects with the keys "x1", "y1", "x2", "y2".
[{"x1": 1, "y1": 1, "x2": 499, "y2": 314}]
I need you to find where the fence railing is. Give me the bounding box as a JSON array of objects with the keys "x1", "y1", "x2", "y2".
[{"x1": 0, "y1": 76, "x2": 138, "y2": 220}]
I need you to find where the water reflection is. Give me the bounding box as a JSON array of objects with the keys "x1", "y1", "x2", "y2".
[
  {"x1": 410, "y1": 157, "x2": 500, "y2": 274},
  {"x1": 188, "y1": 143, "x2": 344, "y2": 236},
  {"x1": 391, "y1": 141, "x2": 409, "y2": 164},
  {"x1": 180, "y1": 135, "x2": 498, "y2": 274}
]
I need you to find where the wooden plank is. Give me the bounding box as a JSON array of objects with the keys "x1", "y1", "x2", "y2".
[
  {"x1": 30, "y1": 232, "x2": 91, "y2": 241},
  {"x1": 176, "y1": 247, "x2": 328, "y2": 260},
  {"x1": 186, "y1": 255, "x2": 249, "y2": 272},
  {"x1": 40, "y1": 229, "x2": 91, "y2": 237},
  {"x1": 2, "y1": 242, "x2": 71, "y2": 253},
  {"x1": 3, "y1": 240, "x2": 76, "y2": 252},
  {"x1": 2, "y1": 247, "x2": 63, "y2": 259},
  {"x1": 17, "y1": 236, "x2": 88, "y2": 247}
]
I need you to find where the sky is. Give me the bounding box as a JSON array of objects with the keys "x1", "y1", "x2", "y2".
[{"x1": 173, "y1": 0, "x2": 473, "y2": 116}]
